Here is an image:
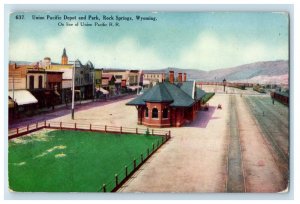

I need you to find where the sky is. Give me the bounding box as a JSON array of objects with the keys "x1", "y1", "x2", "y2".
[{"x1": 9, "y1": 12, "x2": 289, "y2": 71}]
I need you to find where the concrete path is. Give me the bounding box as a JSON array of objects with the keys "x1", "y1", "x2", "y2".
[{"x1": 119, "y1": 94, "x2": 230, "y2": 192}]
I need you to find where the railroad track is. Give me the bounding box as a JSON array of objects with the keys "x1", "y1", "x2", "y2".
[
  {"x1": 226, "y1": 95, "x2": 246, "y2": 192},
  {"x1": 243, "y1": 96, "x2": 289, "y2": 185},
  {"x1": 248, "y1": 96, "x2": 289, "y2": 130}
]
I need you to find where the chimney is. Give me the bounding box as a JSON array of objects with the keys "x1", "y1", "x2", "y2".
[
  {"x1": 169, "y1": 70, "x2": 174, "y2": 84},
  {"x1": 178, "y1": 73, "x2": 182, "y2": 83},
  {"x1": 183, "y1": 73, "x2": 187, "y2": 82}
]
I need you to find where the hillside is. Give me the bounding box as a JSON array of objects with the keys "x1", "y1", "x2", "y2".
[{"x1": 143, "y1": 60, "x2": 289, "y2": 84}]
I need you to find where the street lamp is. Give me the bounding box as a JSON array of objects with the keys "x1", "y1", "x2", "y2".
[{"x1": 223, "y1": 78, "x2": 227, "y2": 93}]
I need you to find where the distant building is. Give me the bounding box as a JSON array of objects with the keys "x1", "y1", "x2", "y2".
[
  {"x1": 9, "y1": 63, "x2": 28, "y2": 90},
  {"x1": 102, "y1": 69, "x2": 141, "y2": 92},
  {"x1": 61, "y1": 48, "x2": 68, "y2": 65},
  {"x1": 127, "y1": 71, "x2": 206, "y2": 127},
  {"x1": 94, "y1": 69, "x2": 105, "y2": 98},
  {"x1": 39, "y1": 48, "x2": 95, "y2": 100},
  {"x1": 61, "y1": 69, "x2": 73, "y2": 103},
  {"x1": 45, "y1": 70, "x2": 63, "y2": 105},
  {"x1": 143, "y1": 72, "x2": 165, "y2": 87},
  {"x1": 40, "y1": 49, "x2": 73, "y2": 70},
  {"x1": 74, "y1": 60, "x2": 95, "y2": 100},
  {"x1": 27, "y1": 69, "x2": 63, "y2": 109},
  {"x1": 8, "y1": 63, "x2": 38, "y2": 121},
  {"x1": 101, "y1": 73, "x2": 116, "y2": 96}
]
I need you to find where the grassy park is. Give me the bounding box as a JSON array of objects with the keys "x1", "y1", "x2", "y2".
[{"x1": 9, "y1": 129, "x2": 163, "y2": 192}]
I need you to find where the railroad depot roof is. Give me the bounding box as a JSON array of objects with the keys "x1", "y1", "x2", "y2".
[
  {"x1": 127, "y1": 81, "x2": 206, "y2": 107},
  {"x1": 142, "y1": 83, "x2": 173, "y2": 103}
]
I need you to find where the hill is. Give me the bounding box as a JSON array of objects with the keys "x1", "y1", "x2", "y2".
[{"x1": 143, "y1": 60, "x2": 289, "y2": 84}]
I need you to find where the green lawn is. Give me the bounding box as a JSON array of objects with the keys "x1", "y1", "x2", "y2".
[{"x1": 9, "y1": 129, "x2": 163, "y2": 192}]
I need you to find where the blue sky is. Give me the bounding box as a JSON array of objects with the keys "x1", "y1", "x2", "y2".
[{"x1": 9, "y1": 12, "x2": 289, "y2": 70}]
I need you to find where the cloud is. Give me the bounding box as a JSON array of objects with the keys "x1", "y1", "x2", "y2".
[
  {"x1": 177, "y1": 31, "x2": 288, "y2": 70},
  {"x1": 9, "y1": 29, "x2": 288, "y2": 70},
  {"x1": 10, "y1": 26, "x2": 168, "y2": 69},
  {"x1": 9, "y1": 38, "x2": 40, "y2": 62}
]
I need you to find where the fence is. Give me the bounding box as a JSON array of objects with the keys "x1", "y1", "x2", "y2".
[
  {"x1": 98, "y1": 133, "x2": 170, "y2": 192},
  {"x1": 8, "y1": 121, "x2": 171, "y2": 192},
  {"x1": 9, "y1": 121, "x2": 171, "y2": 140}
]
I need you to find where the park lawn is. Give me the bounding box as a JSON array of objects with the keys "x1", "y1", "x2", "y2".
[{"x1": 8, "y1": 129, "x2": 162, "y2": 192}]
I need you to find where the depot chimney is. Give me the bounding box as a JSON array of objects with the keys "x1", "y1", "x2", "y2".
[
  {"x1": 183, "y1": 73, "x2": 187, "y2": 82},
  {"x1": 169, "y1": 70, "x2": 174, "y2": 84},
  {"x1": 178, "y1": 73, "x2": 182, "y2": 83}
]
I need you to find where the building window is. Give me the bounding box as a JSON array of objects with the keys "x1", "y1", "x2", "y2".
[
  {"x1": 152, "y1": 108, "x2": 158, "y2": 118},
  {"x1": 38, "y1": 75, "x2": 43, "y2": 89},
  {"x1": 163, "y1": 108, "x2": 168, "y2": 118},
  {"x1": 29, "y1": 75, "x2": 34, "y2": 89},
  {"x1": 145, "y1": 107, "x2": 149, "y2": 118}
]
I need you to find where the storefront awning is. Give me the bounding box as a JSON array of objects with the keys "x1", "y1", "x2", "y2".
[
  {"x1": 100, "y1": 87, "x2": 109, "y2": 94},
  {"x1": 127, "y1": 85, "x2": 141, "y2": 91},
  {"x1": 8, "y1": 90, "x2": 38, "y2": 106}
]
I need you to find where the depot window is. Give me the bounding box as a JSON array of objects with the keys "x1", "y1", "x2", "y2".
[
  {"x1": 163, "y1": 108, "x2": 168, "y2": 118},
  {"x1": 152, "y1": 108, "x2": 158, "y2": 118}
]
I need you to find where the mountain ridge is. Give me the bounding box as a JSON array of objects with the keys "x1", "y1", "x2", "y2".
[{"x1": 143, "y1": 60, "x2": 289, "y2": 84}]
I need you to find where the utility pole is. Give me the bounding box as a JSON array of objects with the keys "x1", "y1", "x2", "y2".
[
  {"x1": 12, "y1": 76, "x2": 15, "y2": 101},
  {"x1": 223, "y1": 78, "x2": 227, "y2": 93},
  {"x1": 71, "y1": 60, "x2": 76, "y2": 120}
]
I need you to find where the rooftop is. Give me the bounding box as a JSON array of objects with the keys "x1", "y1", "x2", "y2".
[{"x1": 127, "y1": 81, "x2": 206, "y2": 107}]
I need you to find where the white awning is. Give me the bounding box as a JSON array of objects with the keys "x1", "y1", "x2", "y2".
[
  {"x1": 127, "y1": 85, "x2": 141, "y2": 91},
  {"x1": 8, "y1": 90, "x2": 38, "y2": 105},
  {"x1": 100, "y1": 87, "x2": 109, "y2": 94}
]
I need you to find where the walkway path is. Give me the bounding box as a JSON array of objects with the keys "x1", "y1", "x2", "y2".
[
  {"x1": 9, "y1": 94, "x2": 135, "y2": 129},
  {"x1": 119, "y1": 94, "x2": 230, "y2": 192}
]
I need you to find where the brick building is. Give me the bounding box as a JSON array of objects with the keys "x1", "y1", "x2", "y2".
[{"x1": 127, "y1": 71, "x2": 206, "y2": 127}]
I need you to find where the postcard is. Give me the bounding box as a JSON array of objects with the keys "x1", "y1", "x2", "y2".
[{"x1": 8, "y1": 11, "x2": 289, "y2": 193}]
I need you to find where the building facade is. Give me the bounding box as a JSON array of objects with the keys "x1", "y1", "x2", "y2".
[
  {"x1": 74, "y1": 60, "x2": 95, "y2": 100},
  {"x1": 94, "y1": 68, "x2": 103, "y2": 98},
  {"x1": 102, "y1": 69, "x2": 141, "y2": 93},
  {"x1": 143, "y1": 72, "x2": 165, "y2": 88},
  {"x1": 101, "y1": 73, "x2": 116, "y2": 96}
]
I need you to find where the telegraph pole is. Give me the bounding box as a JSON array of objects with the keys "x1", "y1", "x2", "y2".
[{"x1": 71, "y1": 60, "x2": 76, "y2": 119}]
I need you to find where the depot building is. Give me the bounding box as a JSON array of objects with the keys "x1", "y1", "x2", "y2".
[{"x1": 126, "y1": 71, "x2": 206, "y2": 127}]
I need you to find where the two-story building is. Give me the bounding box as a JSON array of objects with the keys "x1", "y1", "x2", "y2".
[
  {"x1": 101, "y1": 74, "x2": 116, "y2": 96},
  {"x1": 8, "y1": 63, "x2": 38, "y2": 121},
  {"x1": 102, "y1": 69, "x2": 141, "y2": 93},
  {"x1": 143, "y1": 72, "x2": 166, "y2": 88},
  {"x1": 94, "y1": 68, "x2": 104, "y2": 98},
  {"x1": 74, "y1": 60, "x2": 95, "y2": 100}
]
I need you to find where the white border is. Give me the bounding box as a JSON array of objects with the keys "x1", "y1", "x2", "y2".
[{"x1": 1, "y1": 1, "x2": 298, "y2": 202}]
